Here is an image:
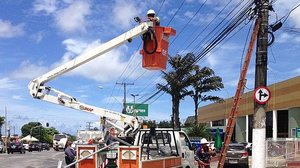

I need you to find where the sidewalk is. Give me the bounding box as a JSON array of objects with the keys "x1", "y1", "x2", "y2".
[{"x1": 209, "y1": 155, "x2": 252, "y2": 168}]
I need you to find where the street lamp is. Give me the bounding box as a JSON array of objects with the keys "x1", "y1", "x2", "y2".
[{"x1": 131, "y1": 94, "x2": 139, "y2": 116}]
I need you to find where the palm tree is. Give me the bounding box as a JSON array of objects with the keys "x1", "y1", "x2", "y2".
[
  {"x1": 189, "y1": 65, "x2": 224, "y2": 123},
  {"x1": 157, "y1": 53, "x2": 195, "y2": 128},
  {"x1": 0, "y1": 116, "x2": 5, "y2": 136}
]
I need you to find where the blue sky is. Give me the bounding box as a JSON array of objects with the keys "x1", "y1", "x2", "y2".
[{"x1": 0, "y1": 0, "x2": 300, "y2": 136}]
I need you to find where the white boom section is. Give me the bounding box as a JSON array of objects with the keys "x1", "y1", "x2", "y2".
[{"x1": 28, "y1": 21, "x2": 153, "y2": 130}]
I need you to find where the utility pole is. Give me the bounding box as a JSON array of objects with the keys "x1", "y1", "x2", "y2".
[
  {"x1": 4, "y1": 107, "x2": 7, "y2": 153},
  {"x1": 131, "y1": 94, "x2": 139, "y2": 116},
  {"x1": 252, "y1": 0, "x2": 269, "y2": 167},
  {"x1": 116, "y1": 82, "x2": 134, "y2": 114},
  {"x1": 86, "y1": 122, "x2": 93, "y2": 130}
]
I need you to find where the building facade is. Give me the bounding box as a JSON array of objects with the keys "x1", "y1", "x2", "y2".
[{"x1": 198, "y1": 76, "x2": 300, "y2": 142}]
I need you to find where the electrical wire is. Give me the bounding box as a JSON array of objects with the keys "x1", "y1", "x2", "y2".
[
  {"x1": 139, "y1": 0, "x2": 239, "y2": 99},
  {"x1": 281, "y1": 2, "x2": 300, "y2": 24},
  {"x1": 139, "y1": 1, "x2": 255, "y2": 104},
  {"x1": 166, "y1": 0, "x2": 186, "y2": 26},
  {"x1": 106, "y1": 0, "x2": 167, "y2": 110},
  {"x1": 169, "y1": 0, "x2": 208, "y2": 46}
]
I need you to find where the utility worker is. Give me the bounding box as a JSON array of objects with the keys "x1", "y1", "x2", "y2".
[
  {"x1": 196, "y1": 138, "x2": 211, "y2": 168},
  {"x1": 147, "y1": 9, "x2": 160, "y2": 26}
]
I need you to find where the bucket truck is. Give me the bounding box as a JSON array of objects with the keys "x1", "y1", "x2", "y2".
[{"x1": 28, "y1": 19, "x2": 176, "y2": 142}]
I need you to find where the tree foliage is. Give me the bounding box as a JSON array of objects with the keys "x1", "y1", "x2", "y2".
[
  {"x1": 157, "y1": 53, "x2": 224, "y2": 127},
  {"x1": 189, "y1": 65, "x2": 224, "y2": 123},
  {"x1": 0, "y1": 116, "x2": 5, "y2": 136},
  {"x1": 142, "y1": 120, "x2": 172, "y2": 128},
  {"x1": 21, "y1": 122, "x2": 59, "y2": 144},
  {"x1": 185, "y1": 123, "x2": 211, "y2": 138},
  {"x1": 157, "y1": 53, "x2": 195, "y2": 128}
]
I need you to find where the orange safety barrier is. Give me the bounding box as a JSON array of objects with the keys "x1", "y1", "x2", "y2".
[
  {"x1": 141, "y1": 26, "x2": 176, "y2": 70},
  {"x1": 118, "y1": 146, "x2": 140, "y2": 168},
  {"x1": 77, "y1": 145, "x2": 98, "y2": 168}
]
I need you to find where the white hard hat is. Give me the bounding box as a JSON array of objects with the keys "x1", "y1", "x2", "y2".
[
  {"x1": 147, "y1": 9, "x2": 155, "y2": 15},
  {"x1": 200, "y1": 138, "x2": 208, "y2": 144}
]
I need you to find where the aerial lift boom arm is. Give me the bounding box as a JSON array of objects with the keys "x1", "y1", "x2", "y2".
[{"x1": 28, "y1": 21, "x2": 154, "y2": 133}]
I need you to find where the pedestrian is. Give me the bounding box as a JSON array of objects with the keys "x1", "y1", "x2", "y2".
[
  {"x1": 64, "y1": 140, "x2": 76, "y2": 168},
  {"x1": 196, "y1": 138, "x2": 211, "y2": 168},
  {"x1": 147, "y1": 9, "x2": 160, "y2": 26}
]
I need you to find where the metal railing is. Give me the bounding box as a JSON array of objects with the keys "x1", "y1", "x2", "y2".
[
  {"x1": 266, "y1": 138, "x2": 300, "y2": 168},
  {"x1": 57, "y1": 142, "x2": 118, "y2": 168}
]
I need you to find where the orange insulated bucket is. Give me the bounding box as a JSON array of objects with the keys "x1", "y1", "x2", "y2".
[{"x1": 141, "y1": 26, "x2": 176, "y2": 70}]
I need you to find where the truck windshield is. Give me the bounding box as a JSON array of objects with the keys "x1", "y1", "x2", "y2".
[{"x1": 54, "y1": 134, "x2": 66, "y2": 141}]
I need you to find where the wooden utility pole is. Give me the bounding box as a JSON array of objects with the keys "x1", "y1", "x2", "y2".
[
  {"x1": 116, "y1": 82, "x2": 134, "y2": 114},
  {"x1": 252, "y1": 0, "x2": 269, "y2": 167}
]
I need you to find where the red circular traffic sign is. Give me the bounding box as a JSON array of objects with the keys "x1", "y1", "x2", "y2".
[{"x1": 254, "y1": 86, "x2": 271, "y2": 104}]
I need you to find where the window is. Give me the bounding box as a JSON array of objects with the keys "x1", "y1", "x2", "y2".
[
  {"x1": 179, "y1": 132, "x2": 192, "y2": 150},
  {"x1": 212, "y1": 119, "x2": 225, "y2": 126}
]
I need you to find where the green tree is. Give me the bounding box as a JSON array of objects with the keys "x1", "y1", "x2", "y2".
[
  {"x1": 186, "y1": 123, "x2": 211, "y2": 138},
  {"x1": 21, "y1": 122, "x2": 41, "y2": 137},
  {"x1": 189, "y1": 65, "x2": 224, "y2": 123},
  {"x1": 142, "y1": 120, "x2": 157, "y2": 128},
  {"x1": 157, "y1": 53, "x2": 195, "y2": 128},
  {"x1": 0, "y1": 116, "x2": 5, "y2": 136},
  {"x1": 157, "y1": 120, "x2": 172, "y2": 128},
  {"x1": 21, "y1": 122, "x2": 59, "y2": 144}
]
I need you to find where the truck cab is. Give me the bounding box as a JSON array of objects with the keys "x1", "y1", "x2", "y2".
[{"x1": 133, "y1": 128, "x2": 197, "y2": 168}]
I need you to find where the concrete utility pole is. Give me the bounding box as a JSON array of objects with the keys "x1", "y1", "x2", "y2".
[
  {"x1": 252, "y1": 0, "x2": 269, "y2": 167},
  {"x1": 4, "y1": 107, "x2": 7, "y2": 153},
  {"x1": 131, "y1": 94, "x2": 139, "y2": 116},
  {"x1": 116, "y1": 82, "x2": 134, "y2": 114}
]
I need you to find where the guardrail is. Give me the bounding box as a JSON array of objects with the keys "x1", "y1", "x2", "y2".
[{"x1": 57, "y1": 142, "x2": 118, "y2": 168}]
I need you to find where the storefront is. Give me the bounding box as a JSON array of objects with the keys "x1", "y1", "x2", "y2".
[{"x1": 198, "y1": 76, "x2": 300, "y2": 142}]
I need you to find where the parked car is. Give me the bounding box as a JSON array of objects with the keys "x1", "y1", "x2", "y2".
[
  {"x1": 224, "y1": 143, "x2": 249, "y2": 168},
  {"x1": 0, "y1": 141, "x2": 4, "y2": 153},
  {"x1": 239, "y1": 142, "x2": 252, "y2": 156},
  {"x1": 41, "y1": 143, "x2": 50, "y2": 151},
  {"x1": 7, "y1": 142, "x2": 25, "y2": 154},
  {"x1": 23, "y1": 143, "x2": 29, "y2": 150},
  {"x1": 28, "y1": 143, "x2": 41, "y2": 152}
]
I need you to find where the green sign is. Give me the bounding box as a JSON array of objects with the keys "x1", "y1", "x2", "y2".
[
  {"x1": 296, "y1": 127, "x2": 300, "y2": 138},
  {"x1": 125, "y1": 103, "x2": 148, "y2": 116}
]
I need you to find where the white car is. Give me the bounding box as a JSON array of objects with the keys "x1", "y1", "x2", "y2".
[
  {"x1": 0, "y1": 141, "x2": 4, "y2": 153},
  {"x1": 23, "y1": 143, "x2": 29, "y2": 150}
]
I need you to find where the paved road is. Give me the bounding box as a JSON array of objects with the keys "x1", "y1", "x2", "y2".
[{"x1": 0, "y1": 149, "x2": 66, "y2": 168}]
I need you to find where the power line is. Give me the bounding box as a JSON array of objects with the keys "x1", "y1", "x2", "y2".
[{"x1": 139, "y1": 1, "x2": 255, "y2": 105}]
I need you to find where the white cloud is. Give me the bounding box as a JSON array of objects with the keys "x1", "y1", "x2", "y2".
[
  {"x1": 276, "y1": 32, "x2": 294, "y2": 43},
  {"x1": 12, "y1": 95, "x2": 24, "y2": 100},
  {"x1": 184, "y1": 11, "x2": 195, "y2": 19},
  {"x1": 293, "y1": 68, "x2": 300, "y2": 74},
  {"x1": 272, "y1": 1, "x2": 300, "y2": 27},
  {"x1": 33, "y1": 0, "x2": 58, "y2": 15},
  {"x1": 112, "y1": 0, "x2": 141, "y2": 30},
  {"x1": 0, "y1": 19, "x2": 24, "y2": 38},
  {"x1": 30, "y1": 31, "x2": 45, "y2": 43},
  {"x1": 290, "y1": 6, "x2": 300, "y2": 28},
  {"x1": 0, "y1": 78, "x2": 17, "y2": 89},
  {"x1": 206, "y1": 53, "x2": 219, "y2": 67},
  {"x1": 53, "y1": 38, "x2": 146, "y2": 82},
  {"x1": 54, "y1": 1, "x2": 91, "y2": 33},
  {"x1": 11, "y1": 60, "x2": 49, "y2": 79}
]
